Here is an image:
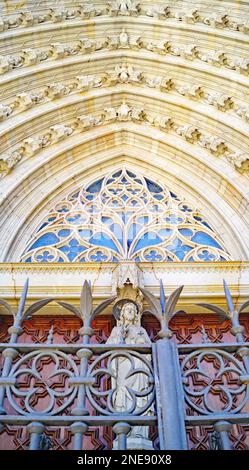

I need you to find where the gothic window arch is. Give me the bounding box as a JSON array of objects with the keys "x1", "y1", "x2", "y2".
[{"x1": 21, "y1": 169, "x2": 231, "y2": 263}]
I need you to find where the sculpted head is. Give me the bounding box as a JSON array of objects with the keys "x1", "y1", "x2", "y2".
[{"x1": 119, "y1": 302, "x2": 139, "y2": 326}]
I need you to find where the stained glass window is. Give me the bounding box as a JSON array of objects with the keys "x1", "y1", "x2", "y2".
[{"x1": 21, "y1": 169, "x2": 231, "y2": 263}]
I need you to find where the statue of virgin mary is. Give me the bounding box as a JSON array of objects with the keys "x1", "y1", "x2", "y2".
[{"x1": 106, "y1": 300, "x2": 154, "y2": 450}]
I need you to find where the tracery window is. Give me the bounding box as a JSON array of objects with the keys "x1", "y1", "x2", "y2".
[{"x1": 21, "y1": 169, "x2": 231, "y2": 263}]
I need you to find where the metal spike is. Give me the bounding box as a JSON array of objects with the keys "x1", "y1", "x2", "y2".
[
  {"x1": 17, "y1": 278, "x2": 29, "y2": 319},
  {"x1": 223, "y1": 279, "x2": 234, "y2": 314},
  {"x1": 47, "y1": 325, "x2": 54, "y2": 344},
  {"x1": 160, "y1": 279, "x2": 165, "y2": 314},
  {"x1": 201, "y1": 325, "x2": 209, "y2": 344}
]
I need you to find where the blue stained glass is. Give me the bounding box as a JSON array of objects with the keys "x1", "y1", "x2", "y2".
[
  {"x1": 192, "y1": 232, "x2": 222, "y2": 249},
  {"x1": 112, "y1": 170, "x2": 122, "y2": 177},
  {"x1": 110, "y1": 223, "x2": 123, "y2": 243},
  {"x1": 145, "y1": 178, "x2": 163, "y2": 193},
  {"x1": 23, "y1": 168, "x2": 230, "y2": 264},
  {"x1": 25, "y1": 257, "x2": 32, "y2": 262},
  {"x1": 179, "y1": 228, "x2": 193, "y2": 237},
  {"x1": 66, "y1": 214, "x2": 86, "y2": 224},
  {"x1": 137, "y1": 216, "x2": 149, "y2": 224},
  {"x1": 89, "y1": 233, "x2": 119, "y2": 253},
  {"x1": 30, "y1": 233, "x2": 59, "y2": 250},
  {"x1": 38, "y1": 222, "x2": 48, "y2": 231},
  {"x1": 145, "y1": 250, "x2": 163, "y2": 261},
  {"x1": 90, "y1": 251, "x2": 108, "y2": 262},
  {"x1": 59, "y1": 239, "x2": 86, "y2": 261},
  {"x1": 158, "y1": 229, "x2": 172, "y2": 237},
  {"x1": 102, "y1": 217, "x2": 113, "y2": 224},
  {"x1": 86, "y1": 178, "x2": 103, "y2": 194},
  {"x1": 198, "y1": 250, "x2": 216, "y2": 261},
  {"x1": 78, "y1": 229, "x2": 93, "y2": 238},
  {"x1": 58, "y1": 229, "x2": 71, "y2": 237},
  {"x1": 166, "y1": 215, "x2": 183, "y2": 224},
  {"x1": 132, "y1": 232, "x2": 162, "y2": 253},
  {"x1": 127, "y1": 224, "x2": 141, "y2": 248}
]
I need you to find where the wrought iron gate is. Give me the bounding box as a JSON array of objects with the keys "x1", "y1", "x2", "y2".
[{"x1": 0, "y1": 279, "x2": 249, "y2": 450}]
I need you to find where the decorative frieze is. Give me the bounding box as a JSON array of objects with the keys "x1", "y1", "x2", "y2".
[
  {"x1": 0, "y1": 4, "x2": 249, "y2": 37},
  {"x1": 0, "y1": 30, "x2": 248, "y2": 80},
  {"x1": 0, "y1": 101, "x2": 247, "y2": 178}
]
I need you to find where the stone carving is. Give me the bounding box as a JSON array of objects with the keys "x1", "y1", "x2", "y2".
[
  {"x1": 117, "y1": 102, "x2": 132, "y2": 120},
  {"x1": 206, "y1": 92, "x2": 234, "y2": 111},
  {"x1": 50, "y1": 42, "x2": 81, "y2": 59},
  {"x1": 0, "y1": 31, "x2": 247, "y2": 79},
  {"x1": 112, "y1": 261, "x2": 144, "y2": 309},
  {"x1": 153, "y1": 116, "x2": 174, "y2": 130},
  {"x1": 107, "y1": 0, "x2": 140, "y2": 16},
  {"x1": 76, "y1": 115, "x2": 102, "y2": 130},
  {"x1": 145, "y1": 39, "x2": 171, "y2": 55},
  {"x1": 107, "y1": 30, "x2": 142, "y2": 50},
  {"x1": 76, "y1": 75, "x2": 103, "y2": 90},
  {"x1": 106, "y1": 64, "x2": 143, "y2": 85},
  {"x1": 14, "y1": 92, "x2": 44, "y2": 110},
  {"x1": 79, "y1": 3, "x2": 102, "y2": 18},
  {"x1": 175, "y1": 9, "x2": 200, "y2": 24},
  {"x1": 199, "y1": 136, "x2": 228, "y2": 156},
  {"x1": 177, "y1": 84, "x2": 204, "y2": 99},
  {"x1": 22, "y1": 137, "x2": 46, "y2": 157},
  {"x1": 177, "y1": 125, "x2": 201, "y2": 144},
  {"x1": 0, "y1": 103, "x2": 245, "y2": 176},
  {"x1": 49, "y1": 124, "x2": 74, "y2": 142},
  {"x1": 45, "y1": 83, "x2": 72, "y2": 99},
  {"x1": 203, "y1": 13, "x2": 229, "y2": 29},
  {"x1": 198, "y1": 50, "x2": 228, "y2": 66},
  {"x1": 226, "y1": 151, "x2": 248, "y2": 169},
  {"x1": 0, "y1": 104, "x2": 14, "y2": 120},
  {"x1": 226, "y1": 57, "x2": 249, "y2": 74},
  {"x1": 103, "y1": 107, "x2": 117, "y2": 122},
  {"x1": 0, "y1": 5, "x2": 248, "y2": 37},
  {"x1": 146, "y1": 5, "x2": 170, "y2": 19},
  {"x1": 0, "y1": 150, "x2": 23, "y2": 178},
  {"x1": 106, "y1": 301, "x2": 153, "y2": 450},
  {"x1": 235, "y1": 105, "x2": 249, "y2": 122}
]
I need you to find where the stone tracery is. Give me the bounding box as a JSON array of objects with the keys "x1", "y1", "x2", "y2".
[{"x1": 21, "y1": 169, "x2": 231, "y2": 263}]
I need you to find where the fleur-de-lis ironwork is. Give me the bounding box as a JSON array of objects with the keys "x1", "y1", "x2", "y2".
[
  {"x1": 140, "y1": 280, "x2": 184, "y2": 338},
  {"x1": 198, "y1": 280, "x2": 249, "y2": 341},
  {"x1": 57, "y1": 280, "x2": 116, "y2": 328},
  {"x1": 0, "y1": 279, "x2": 54, "y2": 340}
]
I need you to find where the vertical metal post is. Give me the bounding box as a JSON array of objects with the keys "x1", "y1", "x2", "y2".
[
  {"x1": 72, "y1": 348, "x2": 93, "y2": 416},
  {"x1": 0, "y1": 348, "x2": 18, "y2": 414},
  {"x1": 27, "y1": 422, "x2": 45, "y2": 450},
  {"x1": 214, "y1": 421, "x2": 232, "y2": 450},
  {"x1": 113, "y1": 422, "x2": 131, "y2": 450},
  {"x1": 156, "y1": 338, "x2": 187, "y2": 450},
  {"x1": 71, "y1": 422, "x2": 88, "y2": 450}
]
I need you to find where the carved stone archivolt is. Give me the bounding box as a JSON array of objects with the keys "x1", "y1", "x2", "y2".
[
  {"x1": 0, "y1": 3, "x2": 249, "y2": 36},
  {"x1": 1, "y1": 101, "x2": 247, "y2": 178}
]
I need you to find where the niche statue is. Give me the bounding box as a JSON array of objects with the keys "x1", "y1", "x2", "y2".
[{"x1": 107, "y1": 301, "x2": 153, "y2": 450}]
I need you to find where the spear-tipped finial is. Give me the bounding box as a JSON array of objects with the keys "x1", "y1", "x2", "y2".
[
  {"x1": 223, "y1": 279, "x2": 235, "y2": 315},
  {"x1": 160, "y1": 279, "x2": 165, "y2": 314},
  {"x1": 16, "y1": 278, "x2": 29, "y2": 319}
]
